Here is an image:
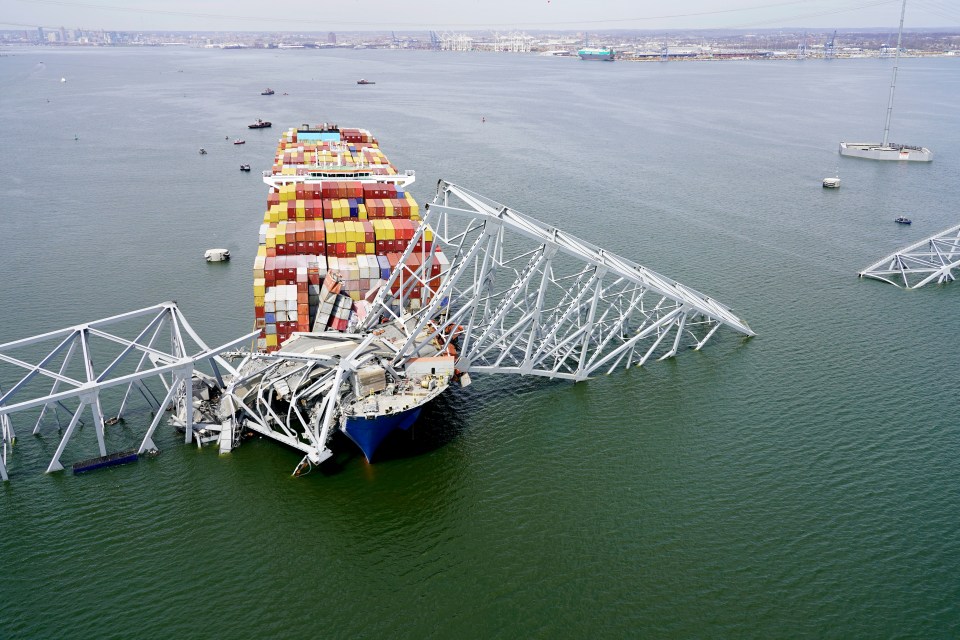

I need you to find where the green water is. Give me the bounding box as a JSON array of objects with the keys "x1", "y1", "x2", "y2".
[{"x1": 1, "y1": 47, "x2": 959, "y2": 637}]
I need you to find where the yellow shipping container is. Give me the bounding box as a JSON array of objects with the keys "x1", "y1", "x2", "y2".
[
  {"x1": 384, "y1": 200, "x2": 394, "y2": 218},
  {"x1": 266, "y1": 334, "x2": 278, "y2": 347},
  {"x1": 253, "y1": 278, "x2": 266, "y2": 297},
  {"x1": 358, "y1": 203, "x2": 367, "y2": 219},
  {"x1": 406, "y1": 194, "x2": 419, "y2": 220}
]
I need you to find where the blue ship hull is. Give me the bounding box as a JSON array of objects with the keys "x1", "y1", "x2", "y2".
[{"x1": 343, "y1": 406, "x2": 423, "y2": 462}]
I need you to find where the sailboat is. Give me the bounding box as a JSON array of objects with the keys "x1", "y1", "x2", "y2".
[{"x1": 839, "y1": 0, "x2": 932, "y2": 162}]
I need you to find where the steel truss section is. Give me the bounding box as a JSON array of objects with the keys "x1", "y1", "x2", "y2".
[
  {"x1": 363, "y1": 180, "x2": 754, "y2": 381},
  {"x1": 215, "y1": 333, "x2": 378, "y2": 467},
  {"x1": 0, "y1": 302, "x2": 254, "y2": 480},
  {"x1": 859, "y1": 223, "x2": 960, "y2": 289}
]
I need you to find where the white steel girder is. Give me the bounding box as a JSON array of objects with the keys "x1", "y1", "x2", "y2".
[
  {"x1": 859, "y1": 223, "x2": 960, "y2": 289},
  {"x1": 0, "y1": 302, "x2": 255, "y2": 479},
  {"x1": 363, "y1": 181, "x2": 754, "y2": 381}
]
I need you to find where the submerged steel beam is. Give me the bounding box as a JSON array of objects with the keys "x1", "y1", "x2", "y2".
[{"x1": 859, "y1": 223, "x2": 960, "y2": 289}]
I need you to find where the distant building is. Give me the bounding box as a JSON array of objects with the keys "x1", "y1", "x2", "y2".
[{"x1": 327, "y1": 32, "x2": 336, "y2": 45}]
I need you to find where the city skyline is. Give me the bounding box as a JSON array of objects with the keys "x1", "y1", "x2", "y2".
[{"x1": 5, "y1": 0, "x2": 960, "y2": 32}]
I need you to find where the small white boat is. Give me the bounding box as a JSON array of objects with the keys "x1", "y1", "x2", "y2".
[
  {"x1": 822, "y1": 177, "x2": 841, "y2": 188},
  {"x1": 204, "y1": 248, "x2": 230, "y2": 262}
]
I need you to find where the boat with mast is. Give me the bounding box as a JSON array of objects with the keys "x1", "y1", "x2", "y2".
[{"x1": 839, "y1": 0, "x2": 931, "y2": 162}]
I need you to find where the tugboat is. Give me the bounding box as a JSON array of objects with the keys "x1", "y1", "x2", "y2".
[
  {"x1": 894, "y1": 217, "x2": 912, "y2": 225},
  {"x1": 261, "y1": 88, "x2": 275, "y2": 95},
  {"x1": 357, "y1": 79, "x2": 376, "y2": 85},
  {"x1": 233, "y1": 139, "x2": 246, "y2": 145},
  {"x1": 240, "y1": 164, "x2": 251, "y2": 172},
  {"x1": 248, "y1": 118, "x2": 272, "y2": 129},
  {"x1": 199, "y1": 148, "x2": 207, "y2": 155}
]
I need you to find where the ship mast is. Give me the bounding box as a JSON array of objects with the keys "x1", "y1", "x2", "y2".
[{"x1": 882, "y1": 0, "x2": 907, "y2": 148}]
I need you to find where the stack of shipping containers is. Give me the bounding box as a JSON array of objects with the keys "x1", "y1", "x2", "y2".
[{"x1": 252, "y1": 126, "x2": 449, "y2": 352}]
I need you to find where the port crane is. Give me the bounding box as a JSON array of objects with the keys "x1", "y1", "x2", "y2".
[{"x1": 0, "y1": 182, "x2": 754, "y2": 480}]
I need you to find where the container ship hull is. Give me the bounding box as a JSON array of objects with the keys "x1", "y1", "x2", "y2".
[
  {"x1": 343, "y1": 407, "x2": 422, "y2": 462},
  {"x1": 251, "y1": 123, "x2": 452, "y2": 460}
]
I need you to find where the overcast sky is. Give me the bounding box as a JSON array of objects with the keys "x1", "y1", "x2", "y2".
[{"x1": 5, "y1": 0, "x2": 959, "y2": 32}]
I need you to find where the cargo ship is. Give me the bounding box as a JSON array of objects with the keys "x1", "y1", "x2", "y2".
[
  {"x1": 578, "y1": 47, "x2": 615, "y2": 61},
  {"x1": 242, "y1": 123, "x2": 456, "y2": 461},
  {"x1": 253, "y1": 123, "x2": 448, "y2": 352}
]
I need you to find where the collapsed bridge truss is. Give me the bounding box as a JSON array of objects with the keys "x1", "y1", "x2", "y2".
[
  {"x1": 859, "y1": 223, "x2": 960, "y2": 289},
  {"x1": 363, "y1": 181, "x2": 755, "y2": 380},
  {"x1": 0, "y1": 303, "x2": 254, "y2": 480},
  {"x1": 1, "y1": 183, "x2": 754, "y2": 480}
]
